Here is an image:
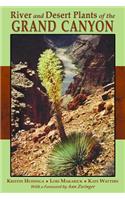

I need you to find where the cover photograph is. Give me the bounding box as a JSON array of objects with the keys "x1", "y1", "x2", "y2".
[{"x1": 0, "y1": 6, "x2": 125, "y2": 192}]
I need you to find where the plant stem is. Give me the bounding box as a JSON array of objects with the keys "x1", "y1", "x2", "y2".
[{"x1": 54, "y1": 103, "x2": 67, "y2": 141}]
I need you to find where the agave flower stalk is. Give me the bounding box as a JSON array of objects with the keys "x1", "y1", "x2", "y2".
[
  {"x1": 37, "y1": 49, "x2": 67, "y2": 141},
  {"x1": 54, "y1": 102, "x2": 67, "y2": 141}
]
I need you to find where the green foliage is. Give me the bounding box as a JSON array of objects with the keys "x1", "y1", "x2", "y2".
[
  {"x1": 47, "y1": 132, "x2": 98, "y2": 176},
  {"x1": 37, "y1": 49, "x2": 63, "y2": 104}
]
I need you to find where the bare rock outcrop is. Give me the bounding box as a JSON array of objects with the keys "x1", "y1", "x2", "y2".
[
  {"x1": 11, "y1": 63, "x2": 51, "y2": 136},
  {"x1": 66, "y1": 35, "x2": 115, "y2": 96}
]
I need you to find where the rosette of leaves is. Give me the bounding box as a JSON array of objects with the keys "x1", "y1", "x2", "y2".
[
  {"x1": 47, "y1": 132, "x2": 100, "y2": 176},
  {"x1": 37, "y1": 49, "x2": 67, "y2": 141}
]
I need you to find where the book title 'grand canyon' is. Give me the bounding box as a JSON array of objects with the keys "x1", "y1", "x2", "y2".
[{"x1": 11, "y1": 11, "x2": 115, "y2": 33}]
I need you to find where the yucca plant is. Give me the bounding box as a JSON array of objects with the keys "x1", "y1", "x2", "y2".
[
  {"x1": 47, "y1": 132, "x2": 99, "y2": 176},
  {"x1": 37, "y1": 49, "x2": 67, "y2": 141},
  {"x1": 37, "y1": 49, "x2": 100, "y2": 176}
]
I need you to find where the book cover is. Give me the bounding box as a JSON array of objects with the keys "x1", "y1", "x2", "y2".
[{"x1": 0, "y1": 6, "x2": 125, "y2": 193}]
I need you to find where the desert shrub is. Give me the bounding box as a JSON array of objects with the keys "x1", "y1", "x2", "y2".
[{"x1": 47, "y1": 132, "x2": 99, "y2": 176}]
